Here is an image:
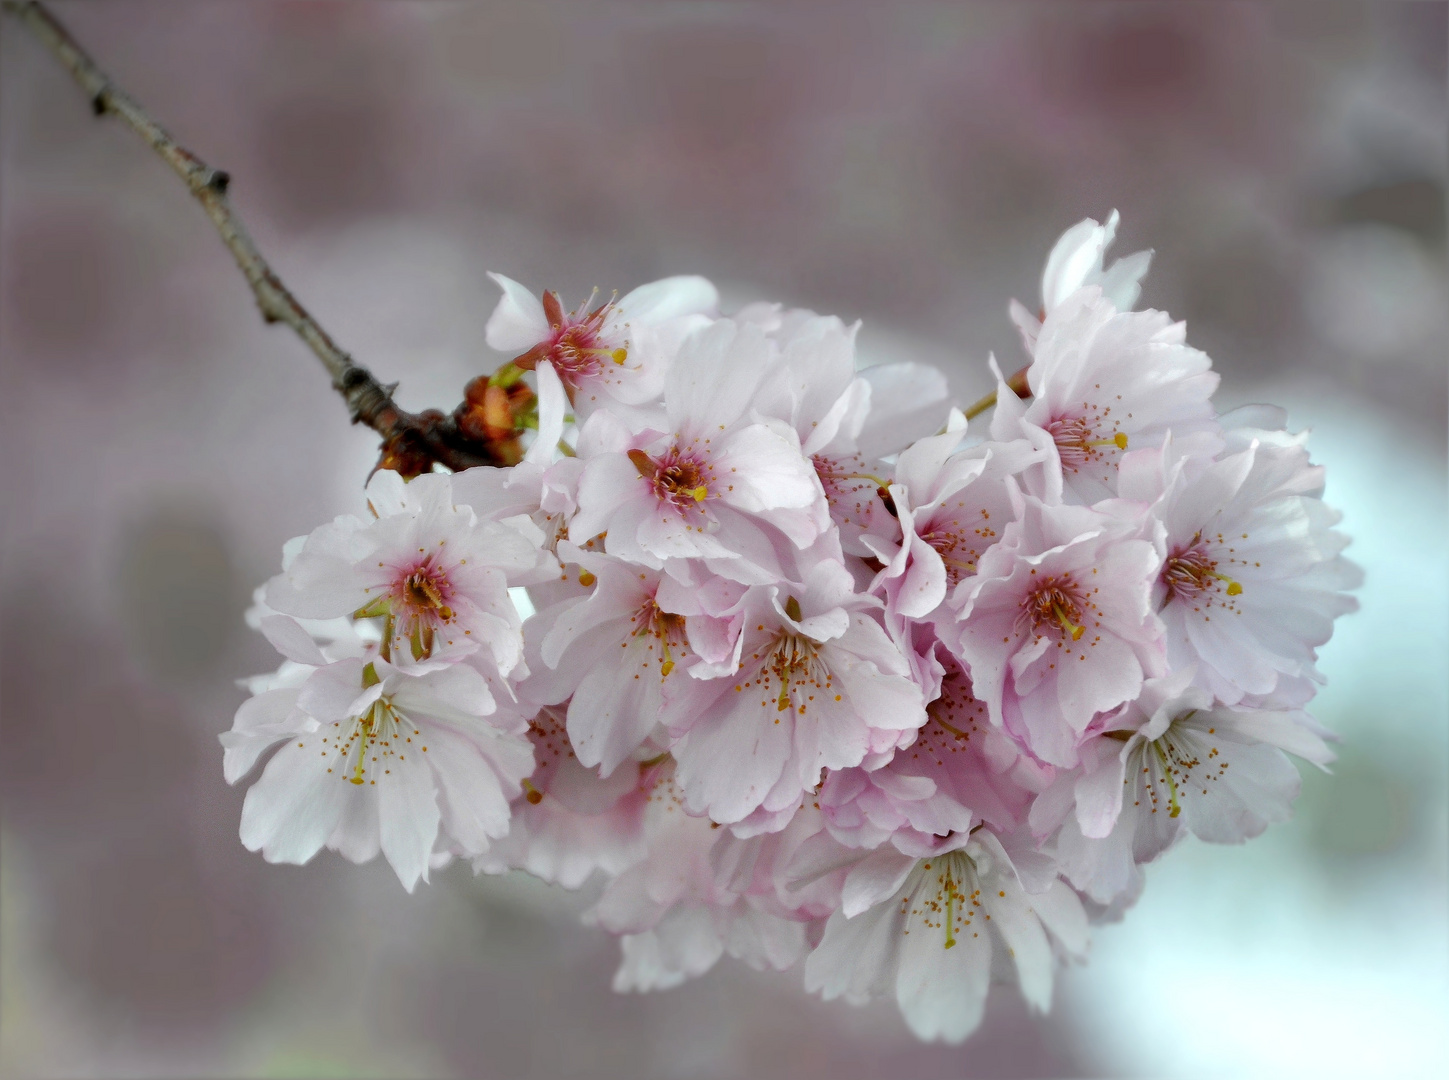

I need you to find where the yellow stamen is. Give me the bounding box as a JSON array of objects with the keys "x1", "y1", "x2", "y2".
[
  {"x1": 1053, "y1": 603, "x2": 1085, "y2": 641},
  {"x1": 522, "y1": 778, "x2": 543, "y2": 805},
  {"x1": 943, "y1": 868, "x2": 958, "y2": 949},
  {"x1": 690, "y1": 486, "x2": 708, "y2": 501},
  {"x1": 578, "y1": 569, "x2": 597, "y2": 587},
  {"x1": 1212, "y1": 572, "x2": 1243, "y2": 596},
  {"x1": 1154, "y1": 741, "x2": 1182, "y2": 818}
]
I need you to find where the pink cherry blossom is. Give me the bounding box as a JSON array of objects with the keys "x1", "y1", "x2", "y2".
[
  {"x1": 670, "y1": 557, "x2": 926, "y2": 825},
  {"x1": 1031, "y1": 670, "x2": 1334, "y2": 903},
  {"x1": 569, "y1": 318, "x2": 827, "y2": 583},
  {"x1": 471, "y1": 707, "x2": 648, "y2": 889},
  {"x1": 266, "y1": 470, "x2": 547, "y2": 674},
  {"x1": 870, "y1": 417, "x2": 1046, "y2": 621},
  {"x1": 485, "y1": 272, "x2": 718, "y2": 414},
  {"x1": 952, "y1": 487, "x2": 1166, "y2": 767},
  {"x1": 523, "y1": 543, "x2": 744, "y2": 776},
  {"x1": 818, "y1": 654, "x2": 1050, "y2": 854}
]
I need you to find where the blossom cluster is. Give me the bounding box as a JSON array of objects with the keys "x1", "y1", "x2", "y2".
[{"x1": 225, "y1": 213, "x2": 1359, "y2": 1042}]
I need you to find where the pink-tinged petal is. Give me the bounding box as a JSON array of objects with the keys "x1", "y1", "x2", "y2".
[
  {"x1": 1051, "y1": 631, "x2": 1144, "y2": 733},
  {"x1": 613, "y1": 906, "x2": 725, "y2": 992},
  {"x1": 264, "y1": 518, "x2": 371, "y2": 619},
  {"x1": 389, "y1": 663, "x2": 496, "y2": 724},
  {"x1": 325, "y1": 785, "x2": 382, "y2": 864},
  {"x1": 540, "y1": 570, "x2": 641, "y2": 670},
  {"x1": 570, "y1": 454, "x2": 647, "y2": 545},
  {"x1": 718, "y1": 423, "x2": 820, "y2": 513},
  {"x1": 979, "y1": 875, "x2": 1053, "y2": 1012},
  {"x1": 568, "y1": 639, "x2": 667, "y2": 776},
  {"x1": 832, "y1": 658, "x2": 925, "y2": 735},
  {"x1": 869, "y1": 771, "x2": 937, "y2": 803},
  {"x1": 674, "y1": 694, "x2": 792, "y2": 825},
  {"x1": 1030, "y1": 878, "x2": 1090, "y2": 956},
  {"x1": 805, "y1": 902, "x2": 905, "y2": 1006},
  {"x1": 802, "y1": 377, "x2": 870, "y2": 458},
  {"x1": 1073, "y1": 744, "x2": 1131, "y2": 839},
  {"x1": 841, "y1": 848, "x2": 917, "y2": 917},
  {"x1": 296, "y1": 659, "x2": 368, "y2": 723},
  {"x1": 665, "y1": 319, "x2": 773, "y2": 432},
  {"x1": 894, "y1": 534, "x2": 949, "y2": 619},
  {"x1": 635, "y1": 503, "x2": 738, "y2": 562},
  {"x1": 258, "y1": 614, "x2": 327, "y2": 667},
  {"x1": 427, "y1": 726, "x2": 517, "y2": 855},
  {"x1": 524, "y1": 361, "x2": 568, "y2": 466},
  {"x1": 223, "y1": 688, "x2": 307, "y2": 783},
  {"x1": 375, "y1": 751, "x2": 441, "y2": 892},
  {"x1": 239, "y1": 737, "x2": 350, "y2": 865},
  {"x1": 485, "y1": 272, "x2": 549, "y2": 352}
]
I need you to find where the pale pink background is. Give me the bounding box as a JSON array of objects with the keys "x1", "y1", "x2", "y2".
[{"x1": 2, "y1": 4, "x2": 1445, "y2": 1078}]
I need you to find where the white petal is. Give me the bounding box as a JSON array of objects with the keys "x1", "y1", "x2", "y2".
[
  {"x1": 376, "y1": 751, "x2": 441, "y2": 892},
  {"x1": 239, "y1": 737, "x2": 350, "y2": 865},
  {"x1": 485, "y1": 272, "x2": 549, "y2": 352}
]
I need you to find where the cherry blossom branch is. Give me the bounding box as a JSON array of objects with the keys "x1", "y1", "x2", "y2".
[{"x1": 2, "y1": 0, "x2": 524, "y2": 475}]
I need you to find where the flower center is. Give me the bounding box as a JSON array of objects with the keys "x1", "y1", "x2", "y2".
[
  {"x1": 919, "y1": 520, "x2": 994, "y2": 587},
  {"x1": 550, "y1": 321, "x2": 627, "y2": 383},
  {"x1": 1162, "y1": 539, "x2": 1242, "y2": 603},
  {"x1": 316, "y1": 670, "x2": 424, "y2": 787},
  {"x1": 629, "y1": 446, "x2": 712, "y2": 509},
  {"x1": 1047, "y1": 414, "x2": 1128, "y2": 469},
  {"x1": 922, "y1": 663, "x2": 989, "y2": 750},
  {"x1": 733, "y1": 633, "x2": 834, "y2": 719},
  {"x1": 905, "y1": 852, "x2": 979, "y2": 950},
  {"x1": 629, "y1": 600, "x2": 689, "y2": 678},
  {"x1": 1018, "y1": 574, "x2": 1090, "y2": 641},
  {"x1": 403, "y1": 565, "x2": 453, "y2": 618}
]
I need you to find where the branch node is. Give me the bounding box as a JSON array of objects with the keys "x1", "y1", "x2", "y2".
[
  {"x1": 90, "y1": 87, "x2": 109, "y2": 115},
  {"x1": 208, "y1": 169, "x2": 231, "y2": 193}
]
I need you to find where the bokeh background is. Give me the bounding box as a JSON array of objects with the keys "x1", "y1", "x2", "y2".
[{"x1": 2, "y1": 3, "x2": 1445, "y2": 1077}]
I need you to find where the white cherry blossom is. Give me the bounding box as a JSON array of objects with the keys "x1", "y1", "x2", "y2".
[
  {"x1": 569, "y1": 318, "x2": 828, "y2": 584},
  {"x1": 229, "y1": 651, "x2": 532, "y2": 892},
  {"x1": 1118, "y1": 433, "x2": 1361, "y2": 703},
  {"x1": 1010, "y1": 209, "x2": 1154, "y2": 352},
  {"x1": 951, "y1": 488, "x2": 1166, "y2": 767},
  {"x1": 1031, "y1": 671, "x2": 1333, "y2": 903},
  {"x1": 671, "y1": 557, "x2": 926, "y2": 826},
  {"x1": 803, "y1": 830, "x2": 1087, "y2": 1043}
]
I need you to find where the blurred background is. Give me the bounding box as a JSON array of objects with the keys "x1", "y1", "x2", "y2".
[{"x1": 1, "y1": 3, "x2": 1445, "y2": 1077}]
